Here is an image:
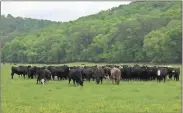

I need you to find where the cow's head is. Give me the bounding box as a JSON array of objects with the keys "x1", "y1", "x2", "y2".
[{"x1": 96, "y1": 77, "x2": 100, "y2": 84}]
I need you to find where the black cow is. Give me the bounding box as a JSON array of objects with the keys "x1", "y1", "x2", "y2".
[
  {"x1": 81, "y1": 67, "x2": 96, "y2": 82},
  {"x1": 131, "y1": 65, "x2": 141, "y2": 80},
  {"x1": 156, "y1": 67, "x2": 168, "y2": 82},
  {"x1": 27, "y1": 66, "x2": 37, "y2": 79},
  {"x1": 123, "y1": 66, "x2": 131, "y2": 81},
  {"x1": 149, "y1": 66, "x2": 158, "y2": 80},
  {"x1": 167, "y1": 67, "x2": 174, "y2": 80},
  {"x1": 173, "y1": 67, "x2": 180, "y2": 81},
  {"x1": 48, "y1": 65, "x2": 69, "y2": 80},
  {"x1": 140, "y1": 66, "x2": 150, "y2": 81},
  {"x1": 94, "y1": 67, "x2": 105, "y2": 84},
  {"x1": 68, "y1": 68, "x2": 83, "y2": 86},
  {"x1": 36, "y1": 68, "x2": 51, "y2": 85},
  {"x1": 11, "y1": 66, "x2": 30, "y2": 79}
]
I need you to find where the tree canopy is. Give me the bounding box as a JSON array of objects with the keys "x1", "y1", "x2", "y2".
[{"x1": 1, "y1": 1, "x2": 182, "y2": 64}]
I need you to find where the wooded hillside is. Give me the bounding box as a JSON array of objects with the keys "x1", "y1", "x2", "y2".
[
  {"x1": 0, "y1": 14, "x2": 58, "y2": 47},
  {"x1": 1, "y1": 1, "x2": 182, "y2": 64}
]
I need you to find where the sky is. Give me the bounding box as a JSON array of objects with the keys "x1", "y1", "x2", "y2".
[{"x1": 1, "y1": 1, "x2": 131, "y2": 22}]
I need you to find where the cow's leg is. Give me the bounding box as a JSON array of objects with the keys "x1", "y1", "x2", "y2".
[
  {"x1": 153, "y1": 76, "x2": 156, "y2": 80},
  {"x1": 116, "y1": 79, "x2": 119, "y2": 85},
  {"x1": 92, "y1": 75, "x2": 95, "y2": 81},
  {"x1": 76, "y1": 80, "x2": 80, "y2": 86},
  {"x1": 66, "y1": 76, "x2": 68, "y2": 80},
  {"x1": 160, "y1": 76, "x2": 162, "y2": 82},
  {"x1": 174, "y1": 76, "x2": 176, "y2": 80},
  {"x1": 158, "y1": 76, "x2": 161, "y2": 82},
  {"x1": 152, "y1": 76, "x2": 154, "y2": 80},
  {"x1": 128, "y1": 76, "x2": 130, "y2": 81},
  {"x1": 175, "y1": 74, "x2": 179, "y2": 81},
  {"x1": 45, "y1": 79, "x2": 48, "y2": 83},
  {"x1": 52, "y1": 75, "x2": 55, "y2": 80},
  {"x1": 64, "y1": 76, "x2": 67, "y2": 80},
  {"x1": 73, "y1": 80, "x2": 76, "y2": 86},
  {"x1": 11, "y1": 72, "x2": 14, "y2": 79},
  {"x1": 68, "y1": 78, "x2": 71, "y2": 84},
  {"x1": 106, "y1": 75, "x2": 110, "y2": 80},
  {"x1": 101, "y1": 78, "x2": 103, "y2": 84},
  {"x1": 169, "y1": 74, "x2": 172, "y2": 80},
  {"x1": 29, "y1": 74, "x2": 32, "y2": 79},
  {"x1": 36, "y1": 79, "x2": 39, "y2": 84},
  {"x1": 112, "y1": 78, "x2": 114, "y2": 84},
  {"x1": 31, "y1": 75, "x2": 33, "y2": 79},
  {"x1": 163, "y1": 76, "x2": 166, "y2": 82},
  {"x1": 116, "y1": 79, "x2": 119, "y2": 84},
  {"x1": 23, "y1": 74, "x2": 25, "y2": 79}
]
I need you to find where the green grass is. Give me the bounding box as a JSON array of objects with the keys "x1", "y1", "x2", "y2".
[{"x1": 1, "y1": 63, "x2": 182, "y2": 113}]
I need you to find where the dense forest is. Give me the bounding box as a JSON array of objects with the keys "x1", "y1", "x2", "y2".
[{"x1": 1, "y1": 1, "x2": 182, "y2": 64}]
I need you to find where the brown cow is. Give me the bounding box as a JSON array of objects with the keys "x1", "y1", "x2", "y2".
[{"x1": 110, "y1": 67, "x2": 121, "y2": 85}]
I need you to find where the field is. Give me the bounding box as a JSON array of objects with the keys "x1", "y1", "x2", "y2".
[{"x1": 1, "y1": 63, "x2": 182, "y2": 113}]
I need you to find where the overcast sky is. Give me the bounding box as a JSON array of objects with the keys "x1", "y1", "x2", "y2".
[{"x1": 1, "y1": 1, "x2": 131, "y2": 22}]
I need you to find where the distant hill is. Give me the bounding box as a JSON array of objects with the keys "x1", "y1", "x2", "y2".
[
  {"x1": 1, "y1": 1, "x2": 182, "y2": 64},
  {"x1": 0, "y1": 14, "x2": 58, "y2": 47}
]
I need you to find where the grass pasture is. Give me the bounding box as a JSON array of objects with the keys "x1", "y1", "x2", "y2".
[{"x1": 1, "y1": 63, "x2": 182, "y2": 113}]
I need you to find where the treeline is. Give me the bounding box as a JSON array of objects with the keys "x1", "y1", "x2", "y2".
[{"x1": 1, "y1": 1, "x2": 182, "y2": 64}]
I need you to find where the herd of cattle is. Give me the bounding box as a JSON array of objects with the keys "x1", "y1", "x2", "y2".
[{"x1": 11, "y1": 64, "x2": 181, "y2": 86}]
